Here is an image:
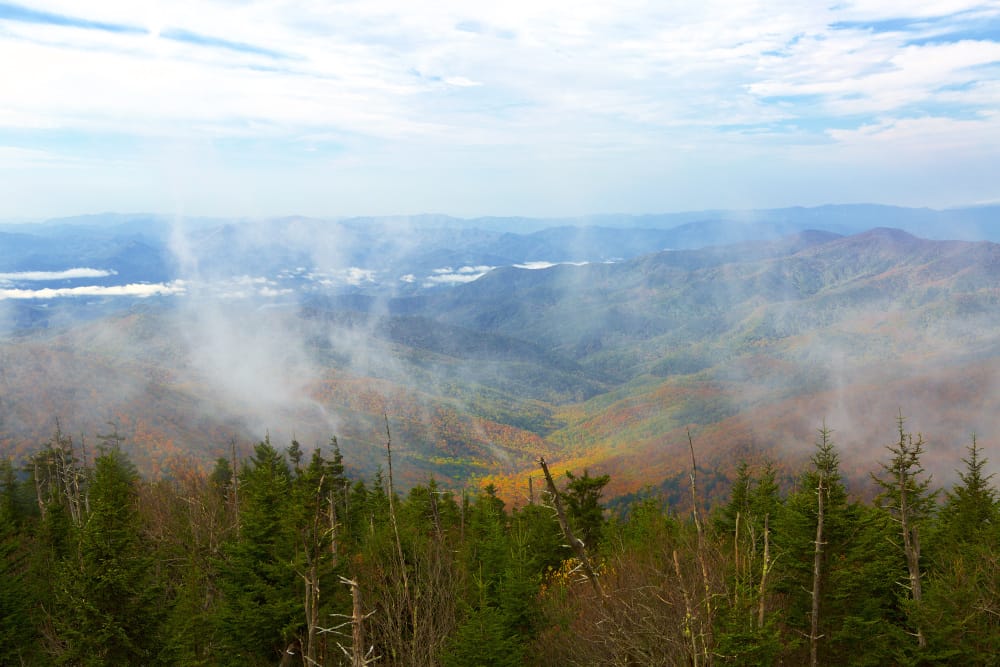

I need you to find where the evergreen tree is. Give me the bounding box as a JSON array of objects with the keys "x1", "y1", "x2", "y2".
[
  {"x1": 216, "y1": 438, "x2": 299, "y2": 665},
  {"x1": 935, "y1": 434, "x2": 998, "y2": 546},
  {"x1": 442, "y1": 578, "x2": 523, "y2": 667},
  {"x1": 825, "y1": 503, "x2": 905, "y2": 666},
  {"x1": 445, "y1": 486, "x2": 532, "y2": 667},
  {"x1": 152, "y1": 466, "x2": 233, "y2": 665},
  {"x1": 562, "y1": 469, "x2": 610, "y2": 554},
  {"x1": 54, "y1": 446, "x2": 159, "y2": 665},
  {"x1": 919, "y1": 435, "x2": 1000, "y2": 663},
  {"x1": 871, "y1": 414, "x2": 937, "y2": 656},
  {"x1": 773, "y1": 425, "x2": 853, "y2": 665},
  {"x1": 715, "y1": 462, "x2": 782, "y2": 666},
  {"x1": 0, "y1": 458, "x2": 34, "y2": 664},
  {"x1": 287, "y1": 442, "x2": 352, "y2": 665}
]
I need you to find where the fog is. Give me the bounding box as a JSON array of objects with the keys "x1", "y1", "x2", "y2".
[{"x1": 0, "y1": 211, "x2": 997, "y2": 495}]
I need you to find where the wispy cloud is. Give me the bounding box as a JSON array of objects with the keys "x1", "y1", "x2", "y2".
[
  {"x1": 0, "y1": 281, "x2": 186, "y2": 299},
  {"x1": 158, "y1": 27, "x2": 288, "y2": 60},
  {"x1": 1, "y1": 1, "x2": 998, "y2": 216},
  {"x1": 0, "y1": 268, "x2": 116, "y2": 281},
  {"x1": 0, "y1": 1, "x2": 144, "y2": 34}
]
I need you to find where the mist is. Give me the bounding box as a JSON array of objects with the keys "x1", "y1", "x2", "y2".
[{"x1": 0, "y1": 210, "x2": 997, "y2": 496}]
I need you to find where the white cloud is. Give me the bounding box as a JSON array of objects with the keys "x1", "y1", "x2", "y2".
[
  {"x1": 343, "y1": 267, "x2": 376, "y2": 285},
  {"x1": 0, "y1": 268, "x2": 117, "y2": 281},
  {"x1": 0, "y1": 281, "x2": 186, "y2": 300},
  {"x1": 1, "y1": 1, "x2": 998, "y2": 215},
  {"x1": 513, "y1": 260, "x2": 590, "y2": 269},
  {"x1": 443, "y1": 76, "x2": 482, "y2": 87},
  {"x1": 423, "y1": 266, "x2": 493, "y2": 285},
  {"x1": 258, "y1": 286, "x2": 293, "y2": 297},
  {"x1": 826, "y1": 114, "x2": 1000, "y2": 156},
  {"x1": 514, "y1": 261, "x2": 556, "y2": 270}
]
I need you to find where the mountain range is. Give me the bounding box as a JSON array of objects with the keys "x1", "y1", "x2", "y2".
[{"x1": 1, "y1": 205, "x2": 998, "y2": 500}]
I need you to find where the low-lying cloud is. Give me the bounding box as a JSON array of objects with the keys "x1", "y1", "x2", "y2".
[
  {"x1": 0, "y1": 268, "x2": 117, "y2": 282},
  {"x1": 0, "y1": 281, "x2": 186, "y2": 300},
  {"x1": 424, "y1": 265, "x2": 494, "y2": 286},
  {"x1": 513, "y1": 260, "x2": 591, "y2": 270}
]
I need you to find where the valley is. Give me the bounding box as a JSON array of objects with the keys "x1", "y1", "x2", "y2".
[{"x1": 1, "y1": 209, "x2": 998, "y2": 502}]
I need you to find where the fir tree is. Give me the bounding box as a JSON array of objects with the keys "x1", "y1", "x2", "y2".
[
  {"x1": 871, "y1": 414, "x2": 937, "y2": 654},
  {"x1": 54, "y1": 446, "x2": 159, "y2": 665},
  {"x1": 0, "y1": 458, "x2": 33, "y2": 664},
  {"x1": 936, "y1": 434, "x2": 998, "y2": 546},
  {"x1": 563, "y1": 469, "x2": 610, "y2": 554},
  {"x1": 216, "y1": 438, "x2": 299, "y2": 665}
]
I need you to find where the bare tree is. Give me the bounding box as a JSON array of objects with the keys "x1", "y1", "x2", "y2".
[{"x1": 538, "y1": 456, "x2": 604, "y2": 598}]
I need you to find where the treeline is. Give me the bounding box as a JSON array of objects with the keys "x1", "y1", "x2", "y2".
[{"x1": 1, "y1": 418, "x2": 998, "y2": 665}]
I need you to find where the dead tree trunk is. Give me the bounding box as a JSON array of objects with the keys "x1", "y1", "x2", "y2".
[
  {"x1": 898, "y1": 465, "x2": 926, "y2": 648},
  {"x1": 383, "y1": 413, "x2": 416, "y2": 659},
  {"x1": 538, "y1": 457, "x2": 605, "y2": 599},
  {"x1": 810, "y1": 473, "x2": 825, "y2": 667},
  {"x1": 335, "y1": 577, "x2": 375, "y2": 667},
  {"x1": 757, "y1": 513, "x2": 771, "y2": 629},
  {"x1": 687, "y1": 429, "x2": 714, "y2": 665}
]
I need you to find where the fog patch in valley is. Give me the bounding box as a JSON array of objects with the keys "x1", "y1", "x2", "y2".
[
  {"x1": 2, "y1": 214, "x2": 997, "y2": 495},
  {"x1": 0, "y1": 268, "x2": 118, "y2": 282}
]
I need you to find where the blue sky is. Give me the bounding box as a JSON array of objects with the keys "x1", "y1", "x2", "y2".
[{"x1": 1, "y1": 0, "x2": 999, "y2": 220}]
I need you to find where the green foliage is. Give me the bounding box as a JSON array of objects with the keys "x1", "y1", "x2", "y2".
[
  {"x1": 935, "y1": 435, "x2": 998, "y2": 547},
  {"x1": 4, "y1": 420, "x2": 999, "y2": 665},
  {"x1": 215, "y1": 438, "x2": 299, "y2": 665},
  {"x1": 54, "y1": 446, "x2": 159, "y2": 665},
  {"x1": 562, "y1": 469, "x2": 610, "y2": 553},
  {"x1": 443, "y1": 598, "x2": 524, "y2": 667},
  {"x1": 0, "y1": 458, "x2": 34, "y2": 664},
  {"x1": 918, "y1": 435, "x2": 1000, "y2": 664}
]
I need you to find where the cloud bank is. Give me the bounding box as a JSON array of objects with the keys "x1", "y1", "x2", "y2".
[{"x1": 0, "y1": 281, "x2": 185, "y2": 299}]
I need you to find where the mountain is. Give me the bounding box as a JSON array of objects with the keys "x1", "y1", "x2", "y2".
[
  {"x1": 301, "y1": 227, "x2": 1000, "y2": 497},
  {"x1": 1, "y1": 212, "x2": 998, "y2": 499}
]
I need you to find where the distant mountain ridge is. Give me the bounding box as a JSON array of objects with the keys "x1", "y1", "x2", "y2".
[{"x1": 1, "y1": 215, "x2": 998, "y2": 499}]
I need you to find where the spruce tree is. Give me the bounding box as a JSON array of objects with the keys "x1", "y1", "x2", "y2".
[
  {"x1": 871, "y1": 414, "x2": 937, "y2": 655},
  {"x1": 936, "y1": 435, "x2": 997, "y2": 546},
  {"x1": 0, "y1": 458, "x2": 33, "y2": 664},
  {"x1": 563, "y1": 469, "x2": 610, "y2": 554},
  {"x1": 216, "y1": 438, "x2": 299, "y2": 665},
  {"x1": 919, "y1": 435, "x2": 1000, "y2": 663},
  {"x1": 715, "y1": 461, "x2": 782, "y2": 666},
  {"x1": 54, "y1": 446, "x2": 159, "y2": 665}
]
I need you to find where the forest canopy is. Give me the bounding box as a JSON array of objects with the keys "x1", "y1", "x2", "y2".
[{"x1": 1, "y1": 418, "x2": 997, "y2": 665}]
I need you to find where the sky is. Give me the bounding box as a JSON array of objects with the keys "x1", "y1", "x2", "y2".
[{"x1": 1, "y1": 0, "x2": 999, "y2": 220}]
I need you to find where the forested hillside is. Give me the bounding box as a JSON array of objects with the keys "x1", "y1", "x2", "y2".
[
  {"x1": 1, "y1": 418, "x2": 997, "y2": 665},
  {"x1": 4, "y1": 227, "x2": 997, "y2": 503}
]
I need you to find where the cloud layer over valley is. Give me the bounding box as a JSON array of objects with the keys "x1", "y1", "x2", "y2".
[{"x1": 1, "y1": 213, "x2": 997, "y2": 497}]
